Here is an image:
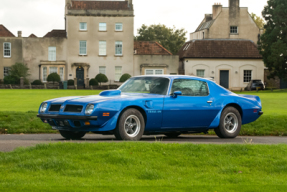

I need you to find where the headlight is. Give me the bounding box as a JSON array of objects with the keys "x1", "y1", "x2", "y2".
[
  {"x1": 40, "y1": 103, "x2": 48, "y2": 113},
  {"x1": 85, "y1": 104, "x2": 94, "y2": 115}
]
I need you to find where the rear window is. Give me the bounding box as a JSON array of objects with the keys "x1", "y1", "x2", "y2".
[{"x1": 253, "y1": 80, "x2": 262, "y2": 83}]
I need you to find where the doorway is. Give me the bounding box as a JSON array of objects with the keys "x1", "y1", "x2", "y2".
[
  {"x1": 76, "y1": 66, "x2": 84, "y2": 87},
  {"x1": 220, "y1": 70, "x2": 229, "y2": 89}
]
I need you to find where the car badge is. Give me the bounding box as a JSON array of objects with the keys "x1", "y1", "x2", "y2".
[{"x1": 60, "y1": 106, "x2": 64, "y2": 109}]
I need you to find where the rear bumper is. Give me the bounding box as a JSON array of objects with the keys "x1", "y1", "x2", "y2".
[
  {"x1": 37, "y1": 114, "x2": 98, "y2": 120},
  {"x1": 259, "y1": 111, "x2": 263, "y2": 115}
]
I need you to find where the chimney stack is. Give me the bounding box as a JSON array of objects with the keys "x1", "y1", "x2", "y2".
[
  {"x1": 212, "y1": 3, "x2": 222, "y2": 19},
  {"x1": 125, "y1": 0, "x2": 133, "y2": 9},
  {"x1": 229, "y1": 0, "x2": 240, "y2": 10},
  {"x1": 18, "y1": 31, "x2": 22, "y2": 37}
]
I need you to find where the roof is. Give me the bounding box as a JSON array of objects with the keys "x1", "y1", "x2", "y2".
[
  {"x1": 134, "y1": 41, "x2": 172, "y2": 55},
  {"x1": 43, "y1": 30, "x2": 66, "y2": 38},
  {"x1": 69, "y1": 1, "x2": 130, "y2": 10},
  {"x1": 0, "y1": 25, "x2": 15, "y2": 37},
  {"x1": 196, "y1": 19, "x2": 215, "y2": 32},
  {"x1": 29, "y1": 34, "x2": 37, "y2": 38},
  {"x1": 178, "y1": 39, "x2": 262, "y2": 59}
]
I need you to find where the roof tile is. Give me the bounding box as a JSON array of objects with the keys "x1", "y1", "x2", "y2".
[
  {"x1": 43, "y1": 30, "x2": 66, "y2": 38},
  {"x1": 69, "y1": 1, "x2": 130, "y2": 10},
  {"x1": 134, "y1": 41, "x2": 172, "y2": 55},
  {"x1": 0, "y1": 25, "x2": 15, "y2": 37}
]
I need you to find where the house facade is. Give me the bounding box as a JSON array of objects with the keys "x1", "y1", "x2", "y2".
[
  {"x1": 0, "y1": 0, "x2": 178, "y2": 86},
  {"x1": 180, "y1": 0, "x2": 265, "y2": 90}
]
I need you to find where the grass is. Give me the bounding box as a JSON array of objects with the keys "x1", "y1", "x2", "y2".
[
  {"x1": 0, "y1": 142, "x2": 286, "y2": 191},
  {"x1": 0, "y1": 89, "x2": 286, "y2": 135}
]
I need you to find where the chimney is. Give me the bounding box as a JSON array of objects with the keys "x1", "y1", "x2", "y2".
[
  {"x1": 212, "y1": 3, "x2": 222, "y2": 19},
  {"x1": 18, "y1": 31, "x2": 22, "y2": 37},
  {"x1": 229, "y1": 0, "x2": 240, "y2": 24},
  {"x1": 229, "y1": 0, "x2": 240, "y2": 10},
  {"x1": 125, "y1": 0, "x2": 133, "y2": 9}
]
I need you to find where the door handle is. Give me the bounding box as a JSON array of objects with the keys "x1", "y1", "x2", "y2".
[{"x1": 207, "y1": 101, "x2": 213, "y2": 103}]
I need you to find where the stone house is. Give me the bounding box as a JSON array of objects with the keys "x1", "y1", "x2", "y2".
[
  {"x1": 179, "y1": 0, "x2": 265, "y2": 90},
  {"x1": 0, "y1": 0, "x2": 178, "y2": 86}
]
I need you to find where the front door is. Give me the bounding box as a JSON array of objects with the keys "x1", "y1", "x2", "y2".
[
  {"x1": 220, "y1": 70, "x2": 229, "y2": 89},
  {"x1": 162, "y1": 79, "x2": 219, "y2": 129},
  {"x1": 76, "y1": 67, "x2": 84, "y2": 87}
]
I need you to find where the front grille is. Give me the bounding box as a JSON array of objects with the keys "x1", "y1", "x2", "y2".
[
  {"x1": 49, "y1": 104, "x2": 61, "y2": 112},
  {"x1": 64, "y1": 105, "x2": 83, "y2": 113}
]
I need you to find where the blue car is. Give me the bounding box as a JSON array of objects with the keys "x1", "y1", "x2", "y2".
[{"x1": 37, "y1": 75, "x2": 263, "y2": 140}]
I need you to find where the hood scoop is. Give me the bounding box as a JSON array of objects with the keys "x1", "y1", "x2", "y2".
[{"x1": 99, "y1": 90, "x2": 121, "y2": 97}]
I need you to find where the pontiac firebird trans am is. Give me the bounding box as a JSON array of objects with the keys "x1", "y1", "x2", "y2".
[{"x1": 37, "y1": 75, "x2": 263, "y2": 140}]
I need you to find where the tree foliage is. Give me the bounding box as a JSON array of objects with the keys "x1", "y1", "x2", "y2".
[
  {"x1": 47, "y1": 73, "x2": 61, "y2": 84},
  {"x1": 68, "y1": 79, "x2": 75, "y2": 86},
  {"x1": 89, "y1": 78, "x2": 99, "y2": 86},
  {"x1": 258, "y1": 0, "x2": 287, "y2": 80},
  {"x1": 31, "y1": 80, "x2": 43, "y2": 85},
  {"x1": 95, "y1": 74, "x2": 108, "y2": 85},
  {"x1": 251, "y1": 13, "x2": 266, "y2": 29},
  {"x1": 4, "y1": 63, "x2": 30, "y2": 84},
  {"x1": 134, "y1": 24, "x2": 187, "y2": 55},
  {"x1": 119, "y1": 74, "x2": 131, "y2": 82}
]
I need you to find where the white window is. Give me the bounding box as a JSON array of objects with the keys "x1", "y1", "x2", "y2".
[
  {"x1": 230, "y1": 26, "x2": 238, "y2": 34},
  {"x1": 3, "y1": 67, "x2": 11, "y2": 77},
  {"x1": 115, "y1": 23, "x2": 123, "y2": 31},
  {"x1": 48, "y1": 47, "x2": 56, "y2": 61},
  {"x1": 99, "y1": 23, "x2": 107, "y2": 31},
  {"x1": 3, "y1": 42, "x2": 11, "y2": 57},
  {"x1": 60, "y1": 67, "x2": 64, "y2": 81},
  {"x1": 79, "y1": 22, "x2": 87, "y2": 31},
  {"x1": 99, "y1": 66, "x2": 106, "y2": 75},
  {"x1": 49, "y1": 67, "x2": 58, "y2": 74},
  {"x1": 145, "y1": 69, "x2": 164, "y2": 75},
  {"x1": 115, "y1": 41, "x2": 123, "y2": 56},
  {"x1": 244, "y1": 70, "x2": 252, "y2": 83},
  {"x1": 115, "y1": 66, "x2": 122, "y2": 81},
  {"x1": 43, "y1": 67, "x2": 47, "y2": 82},
  {"x1": 197, "y1": 70, "x2": 205, "y2": 78},
  {"x1": 99, "y1": 41, "x2": 106, "y2": 56},
  {"x1": 79, "y1": 41, "x2": 87, "y2": 55}
]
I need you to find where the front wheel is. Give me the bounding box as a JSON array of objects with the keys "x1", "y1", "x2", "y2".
[
  {"x1": 214, "y1": 107, "x2": 242, "y2": 138},
  {"x1": 59, "y1": 130, "x2": 86, "y2": 140},
  {"x1": 114, "y1": 108, "x2": 145, "y2": 141}
]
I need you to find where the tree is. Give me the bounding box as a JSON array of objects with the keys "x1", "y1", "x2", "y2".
[
  {"x1": 5, "y1": 63, "x2": 30, "y2": 84},
  {"x1": 250, "y1": 13, "x2": 265, "y2": 29},
  {"x1": 89, "y1": 78, "x2": 99, "y2": 86},
  {"x1": 47, "y1": 73, "x2": 61, "y2": 84},
  {"x1": 258, "y1": 0, "x2": 287, "y2": 80},
  {"x1": 119, "y1": 74, "x2": 131, "y2": 82},
  {"x1": 95, "y1": 74, "x2": 108, "y2": 86},
  {"x1": 134, "y1": 24, "x2": 187, "y2": 55}
]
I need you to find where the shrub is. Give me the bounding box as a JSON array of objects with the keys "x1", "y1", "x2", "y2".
[
  {"x1": 47, "y1": 73, "x2": 60, "y2": 84},
  {"x1": 4, "y1": 76, "x2": 17, "y2": 84},
  {"x1": 9, "y1": 63, "x2": 30, "y2": 83},
  {"x1": 68, "y1": 79, "x2": 74, "y2": 86},
  {"x1": 119, "y1": 73, "x2": 132, "y2": 82},
  {"x1": 31, "y1": 80, "x2": 43, "y2": 85},
  {"x1": 89, "y1": 79, "x2": 98, "y2": 86},
  {"x1": 95, "y1": 73, "x2": 108, "y2": 85},
  {"x1": 24, "y1": 79, "x2": 30, "y2": 85}
]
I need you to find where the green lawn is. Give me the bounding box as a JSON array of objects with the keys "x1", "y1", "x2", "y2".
[
  {"x1": 0, "y1": 89, "x2": 286, "y2": 135},
  {"x1": 0, "y1": 143, "x2": 286, "y2": 191}
]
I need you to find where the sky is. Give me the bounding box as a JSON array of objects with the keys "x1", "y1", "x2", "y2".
[{"x1": 0, "y1": 0, "x2": 268, "y2": 40}]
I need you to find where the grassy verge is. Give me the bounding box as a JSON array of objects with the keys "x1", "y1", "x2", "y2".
[{"x1": 0, "y1": 143, "x2": 286, "y2": 191}]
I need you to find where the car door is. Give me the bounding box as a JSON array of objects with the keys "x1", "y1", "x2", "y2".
[{"x1": 162, "y1": 79, "x2": 219, "y2": 129}]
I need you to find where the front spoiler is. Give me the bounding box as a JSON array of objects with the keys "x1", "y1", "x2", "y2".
[{"x1": 37, "y1": 114, "x2": 98, "y2": 120}]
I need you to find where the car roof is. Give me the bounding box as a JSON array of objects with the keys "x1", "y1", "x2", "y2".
[{"x1": 132, "y1": 75, "x2": 213, "y2": 82}]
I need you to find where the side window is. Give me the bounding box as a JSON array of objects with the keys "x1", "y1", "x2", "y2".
[{"x1": 171, "y1": 79, "x2": 209, "y2": 96}]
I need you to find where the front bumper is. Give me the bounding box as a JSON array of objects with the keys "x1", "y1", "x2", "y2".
[
  {"x1": 37, "y1": 114, "x2": 98, "y2": 120},
  {"x1": 259, "y1": 111, "x2": 264, "y2": 115}
]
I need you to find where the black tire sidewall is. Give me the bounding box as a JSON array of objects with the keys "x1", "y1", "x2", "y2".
[
  {"x1": 115, "y1": 108, "x2": 145, "y2": 141},
  {"x1": 217, "y1": 107, "x2": 242, "y2": 138}
]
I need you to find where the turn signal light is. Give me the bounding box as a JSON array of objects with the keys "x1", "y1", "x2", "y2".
[
  {"x1": 84, "y1": 121, "x2": 90, "y2": 126},
  {"x1": 103, "y1": 113, "x2": 110, "y2": 117}
]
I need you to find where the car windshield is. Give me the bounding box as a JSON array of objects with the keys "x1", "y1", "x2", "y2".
[{"x1": 119, "y1": 77, "x2": 170, "y2": 95}]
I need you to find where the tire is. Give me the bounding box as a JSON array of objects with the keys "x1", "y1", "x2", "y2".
[
  {"x1": 115, "y1": 108, "x2": 145, "y2": 141},
  {"x1": 59, "y1": 130, "x2": 86, "y2": 140},
  {"x1": 165, "y1": 133, "x2": 181, "y2": 138},
  {"x1": 214, "y1": 107, "x2": 242, "y2": 138}
]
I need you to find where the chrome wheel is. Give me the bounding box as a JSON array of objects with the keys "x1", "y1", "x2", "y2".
[
  {"x1": 124, "y1": 115, "x2": 141, "y2": 137},
  {"x1": 224, "y1": 113, "x2": 238, "y2": 133}
]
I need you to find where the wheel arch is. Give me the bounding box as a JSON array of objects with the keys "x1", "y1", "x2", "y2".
[
  {"x1": 117, "y1": 105, "x2": 147, "y2": 126},
  {"x1": 223, "y1": 103, "x2": 243, "y2": 119}
]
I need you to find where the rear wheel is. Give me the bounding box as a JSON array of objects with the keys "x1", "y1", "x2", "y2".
[
  {"x1": 165, "y1": 133, "x2": 181, "y2": 138},
  {"x1": 115, "y1": 108, "x2": 145, "y2": 141},
  {"x1": 59, "y1": 130, "x2": 86, "y2": 140},
  {"x1": 214, "y1": 107, "x2": 241, "y2": 138}
]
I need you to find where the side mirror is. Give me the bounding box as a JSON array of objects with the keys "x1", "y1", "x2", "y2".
[{"x1": 172, "y1": 91, "x2": 182, "y2": 98}]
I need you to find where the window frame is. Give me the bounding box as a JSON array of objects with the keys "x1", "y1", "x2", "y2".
[
  {"x1": 3, "y1": 42, "x2": 11, "y2": 58},
  {"x1": 115, "y1": 66, "x2": 122, "y2": 82},
  {"x1": 196, "y1": 69, "x2": 205, "y2": 78},
  {"x1": 145, "y1": 69, "x2": 164, "y2": 75},
  {"x1": 99, "y1": 66, "x2": 106, "y2": 75},
  {"x1": 243, "y1": 70, "x2": 252, "y2": 83},
  {"x1": 99, "y1": 23, "x2": 107, "y2": 31},
  {"x1": 79, "y1": 22, "x2": 87, "y2": 31},
  {"x1": 99, "y1": 41, "x2": 107, "y2": 56},
  {"x1": 115, "y1": 41, "x2": 123, "y2": 56},
  {"x1": 59, "y1": 67, "x2": 64, "y2": 81},
  {"x1": 3, "y1": 67, "x2": 11, "y2": 77},
  {"x1": 170, "y1": 79, "x2": 210, "y2": 97},
  {"x1": 42, "y1": 67, "x2": 47, "y2": 82},
  {"x1": 115, "y1": 23, "x2": 123, "y2": 31},
  {"x1": 48, "y1": 47, "x2": 56, "y2": 61},
  {"x1": 230, "y1": 26, "x2": 238, "y2": 34},
  {"x1": 79, "y1": 40, "x2": 87, "y2": 56},
  {"x1": 49, "y1": 67, "x2": 58, "y2": 75}
]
